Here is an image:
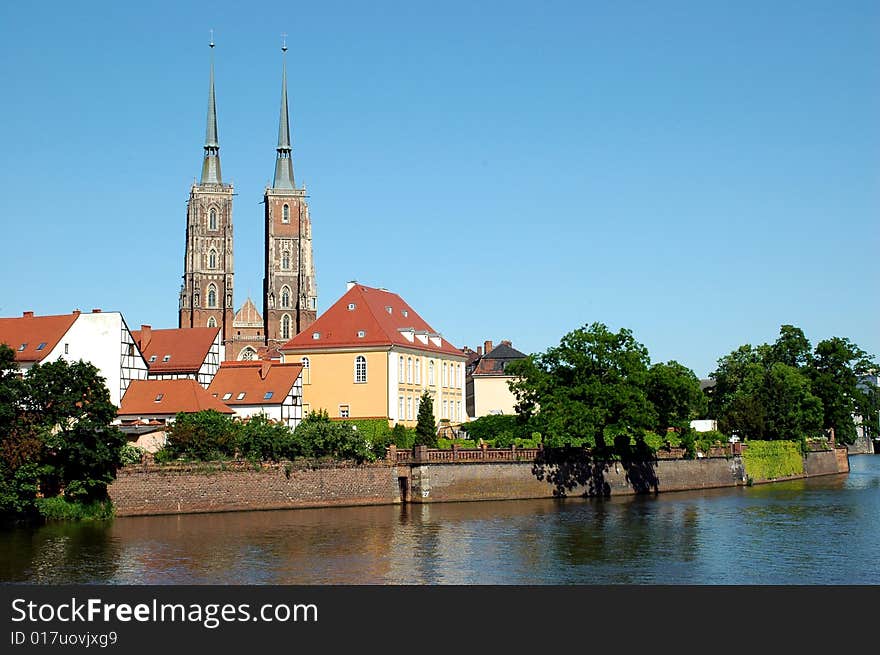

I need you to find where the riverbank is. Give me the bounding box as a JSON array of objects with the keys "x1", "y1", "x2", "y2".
[{"x1": 108, "y1": 445, "x2": 850, "y2": 517}]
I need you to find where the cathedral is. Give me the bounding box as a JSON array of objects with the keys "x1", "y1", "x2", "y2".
[{"x1": 178, "y1": 40, "x2": 317, "y2": 361}]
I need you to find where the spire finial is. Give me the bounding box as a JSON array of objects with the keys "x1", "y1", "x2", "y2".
[
  {"x1": 210, "y1": 28, "x2": 215, "y2": 48},
  {"x1": 273, "y1": 33, "x2": 295, "y2": 189},
  {"x1": 200, "y1": 34, "x2": 222, "y2": 184},
  {"x1": 281, "y1": 33, "x2": 287, "y2": 53}
]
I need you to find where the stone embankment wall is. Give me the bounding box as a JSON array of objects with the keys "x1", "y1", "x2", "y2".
[
  {"x1": 109, "y1": 461, "x2": 400, "y2": 517},
  {"x1": 109, "y1": 448, "x2": 851, "y2": 516}
]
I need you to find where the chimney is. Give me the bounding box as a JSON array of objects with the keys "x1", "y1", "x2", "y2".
[
  {"x1": 72, "y1": 309, "x2": 81, "y2": 315},
  {"x1": 140, "y1": 325, "x2": 152, "y2": 349},
  {"x1": 501, "y1": 340, "x2": 512, "y2": 347},
  {"x1": 477, "y1": 346, "x2": 483, "y2": 357},
  {"x1": 260, "y1": 361, "x2": 272, "y2": 380},
  {"x1": 92, "y1": 308, "x2": 102, "y2": 313},
  {"x1": 346, "y1": 280, "x2": 357, "y2": 291},
  {"x1": 22, "y1": 311, "x2": 34, "y2": 318},
  {"x1": 484, "y1": 340, "x2": 493, "y2": 354}
]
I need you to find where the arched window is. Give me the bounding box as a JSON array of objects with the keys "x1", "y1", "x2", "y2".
[
  {"x1": 281, "y1": 286, "x2": 291, "y2": 309},
  {"x1": 239, "y1": 347, "x2": 256, "y2": 361},
  {"x1": 282, "y1": 204, "x2": 290, "y2": 223},
  {"x1": 355, "y1": 355, "x2": 367, "y2": 383},
  {"x1": 207, "y1": 316, "x2": 217, "y2": 328},
  {"x1": 209, "y1": 208, "x2": 217, "y2": 231},
  {"x1": 415, "y1": 359, "x2": 421, "y2": 384},
  {"x1": 442, "y1": 362, "x2": 448, "y2": 387},
  {"x1": 282, "y1": 251, "x2": 291, "y2": 269},
  {"x1": 208, "y1": 249, "x2": 217, "y2": 269},
  {"x1": 428, "y1": 360, "x2": 435, "y2": 386},
  {"x1": 281, "y1": 314, "x2": 291, "y2": 340},
  {"x1": 207, "y1": 284, "x2": 217, "y2": 308},
  {"x1": 407, "y1": 357, "x2": 413, "y2": 383}
]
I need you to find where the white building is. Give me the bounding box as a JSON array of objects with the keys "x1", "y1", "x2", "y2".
[
  {"x1": 131, "y1": 325, "x2": 222, "y2": 388},
  {"x1": 207, "y1": 360, "x2": 304, "y2": 429},
  {"x1": 0, "y1": 309, "x2": 149, "y2": 406}
]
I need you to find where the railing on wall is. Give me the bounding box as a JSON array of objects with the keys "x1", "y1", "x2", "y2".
[{"x1": 389, "y1": 444, "x2": 541, "y2": 464}]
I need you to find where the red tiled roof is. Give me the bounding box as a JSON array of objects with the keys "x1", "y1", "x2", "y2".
[
  {"x1": 0, "y1": 311, "x2": 79, "y2": 362},
  {"x1": 131, "y1": 327, "x2": 220, "y2": 374},
  {"x1": 118, "y1": 379, "x2": 234, "y2": 416},
  {"x1": 280, "y1": 285, "x2": 463, "y2": 357},
  {"x1": 207, "y1": 361, "x2": 303, "y2": 406}
]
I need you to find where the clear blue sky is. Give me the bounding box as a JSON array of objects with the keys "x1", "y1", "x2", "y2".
[{"x1": 1, "y1": 0, "x2": 877, "y2": 377}]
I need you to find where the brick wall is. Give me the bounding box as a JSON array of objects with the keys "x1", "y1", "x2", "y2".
[{"x1": 109, "y1": 461, "x2": 400, "y2": 517}]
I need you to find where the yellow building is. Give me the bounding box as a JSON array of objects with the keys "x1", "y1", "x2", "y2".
[
  {"x1": 466, "y1": 340, "x2": 528, "y2": 418},
  {"x1": 279, "y1": 282, "x2": 467, "y2": 428}
]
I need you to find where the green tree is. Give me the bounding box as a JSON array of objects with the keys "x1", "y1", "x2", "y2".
[
  {"x1": 854, "y1": 377, "x2": 880, "y2": 442},
  {"x1": 646, "y1": 360, "x2": 707, "y2": 432},
  {"x1": 507, "y1": 323, "x2": 656, "y2": 449},
  {"x1": 22, "y1": 359, "x2": 125, "y2": 502},
  {"x1": 769, "y1": 324, "x2": 813, "y2": 369},
  {"x1": 415, "y1": 391, "x2": 438, "y2": 447},
  {"x1": 809, "y1": 338, "x2": 877, "y2": 445},
  {"x1": 290, "y1": 410, "x2": 373, "y2": 462},
  {"x1": 164, "y1": 410, "x2": 240, "y2": 460}
]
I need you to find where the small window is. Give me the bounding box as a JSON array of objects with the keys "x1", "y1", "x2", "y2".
[
  {"x1": 348, "y1": 303, "x2": 356, "y2": 311},
  {"x1": 236, "y1": 392, "x2": 246, "y2": 400},
  {"x1": 339, "y1": 404, "x2": 350, "y2": 418},
  {"x1": 385, "y1": 306, "x2": 392, "y2": 314},
  {"x1": 17, "y1": 343, "x2": 26, "y2": 351},
  {"x1": 222, "y1": 392, "x2": 232, "y2": 400},
  {"x1": 149, "y1": 355, "x2": 157, "y2": 363},
  {"x1": 163, "y1": 355, "x2": 171, "y2": 362},
  {"x1": 357, "y1": 330, "x2": 366, "y2": 338},
  {"x1": 208, "y1": 249, "x2": 217, "y2": 269},
  {"x1": 309, "y1": 298, "x2": 317, "y2": 310},
  {"x1": 312, "y1": 332, "x2": 320, "y2": 340},
  {"x1": 212, "y1": 393, "x2": 218, "y2": 398},
  {"x1": 209, "y1": 208, "x2": 217, "y2": 231},
  {"x1": 402, "y1": 310, "x2": 408, "y2": 317},
  {"x1": 264, "y1": 391, "x2": 274, "y2": 400},
  {"x1": 301, "y1": 357, "x2": 310, "y2": 368},
  {"x1": 154, "y1": 394, "x2": 164, "y2": 403},
  {"x1": 36, "y1": 342, "x2": 47, "y2": 351},
  {"x1": 281, "y1": 314, "x2": 291, "y2": 340},
  {"x1": 282, "y1": 251, "x2": 291, "y2": 269},
  {"x1": 64, "y1": 343, "x2": 69, "y2": 354},
  {"x1": 282, "y1": 204, "x2": 290, "y2": 223}
]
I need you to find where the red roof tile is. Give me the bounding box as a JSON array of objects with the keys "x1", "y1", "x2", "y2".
[
  {"x1": 118, "y1": 379, "x2": 234, "y2": 416},
  {"x1": 280, "y1": 285, "x2": 463, "y2": 357},
  {"x1": 207, "y1": 361, "x2": 303, "y2": 406},
  {"x1": 0, "y1": 312, "x2": 79, "y2": 362},
  {"x1": 131, "y1": 326, "x2": 220, "y2": 374}
]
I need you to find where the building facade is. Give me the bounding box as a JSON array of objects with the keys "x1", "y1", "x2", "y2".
[
  {"x1": 279, "y1": 283, "x2": 466, "y2": 428},
  {"x1": 132, "y1": 325, "x2": 222, "y2": 387},
  {"x1": 465, "y1": 340, "x2": 527, "y2": 419},
  {"x1": 207, "y1": 360, "x2": 304, "y2": 429}
]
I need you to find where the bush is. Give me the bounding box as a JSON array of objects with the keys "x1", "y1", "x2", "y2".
[
  {"x1": 390, "y1": 423, "x2": 415, "y2": 450},
  {"x1": 337, "y1": 418, "x2": 394, "y2": 460},
  {"x1": 35, "y1": 496, "x2": 114, "y2": 522},
  {"x1": 165, "y1": 411, "x2": 240, "y2": 460},
  {"x1": 291, "y1": 410, "x2": 375, "y2": 463},
  {"x1": 120, "y1": 443, "x2": 146, "y2": 466},
  {"x1": 462, "y1": 414, "x2": 534, "y2": 446},
  {"x1": 235, "y1": 414, "x2": 297, "y2": 462}
]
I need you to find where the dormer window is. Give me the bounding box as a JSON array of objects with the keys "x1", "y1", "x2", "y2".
[
  {"x1": 312, "y1": 332, "x2": 320, "y2": 340},
  {"x1": 149, "y1": 355, "x2": 157, "y2": 363},
  {"x1": 348, "y1": 303, "x2": 356, "y2": 311},
  {"x1": 222, "y1": 392, "x2": 232, "y2": 400},
  {"x1": 385, "y1": 306, "x2": 392, "y2": 314},
  {"x1": 236, "y1": 392, "x2": 246, "y2": 400},
  {"x1": 163, "y1": 355, "x2": 171, "y2": 362},
  {"x1": 357, "y1": 330, "x2": 366, "y2": 338},
  {"x1": 154, "y1": 394, "x2": 164, "y2": 403},
  {"x1": 17, "y1": 343, "x2": 26, "y2": 351},
  {"x1": 36, "y1": 342, "x2": 47, "y2": 351},
  {"x1": 402, "y1": 310, "x2": 408, "y2": 318},
  {"x1": 264, "y1": 391, "x2": 274, "y2": 400}
]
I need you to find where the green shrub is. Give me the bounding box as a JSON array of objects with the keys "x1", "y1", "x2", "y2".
[
  {"x1": 742, "y1": 440, "x2": 804, "y2": 481},
  {"x1": 235, "y1": 414, "x2": 296, "y2": 462},
  {"x1": 120, "y1": 443, "x2": 146, "y2": 466},
  {"x1": 35, "y1": 496, "x2": 114, "y2": 522},
  {"x1": 390, "y1": 423, "x2": 415, "y2": 450},
  {"x1": 165, "y1": 410, "x2": 240, "y2": 460},
  {"x1": 291, "y1": 410, "x2": 375, "y2": 463}
]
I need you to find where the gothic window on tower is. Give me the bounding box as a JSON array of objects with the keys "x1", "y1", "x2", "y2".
[
  {"x1": 209, "y1": 249, "x2": 217, "y2": 269},
  {"x1": 207, "y1": 285, "x2": 217, "y2": 308},
  {"x1": 281, "y1": 314, "x2": 291, "y2": 340},
  {"x1": 282, "y1": 251, "x2": 291, "y2": 270},
  {"x1": 281, "y1": 286, "x2": 291, "y2": 308},
  {"x1": 209, "y1": 208, "x2": 217, "y2": 231},
  {"x1": 309, "y1": 297, "x2": 317, "y2": 310},
  {"x1": 282, "y1": 204, "x2": 290, "y2": 224},
  {"x1": 207, "y1": 317, "x2": 217, "y2": 328},
  {"x1": 240, "y1": 347, "x2": 256, "y2": 361}
]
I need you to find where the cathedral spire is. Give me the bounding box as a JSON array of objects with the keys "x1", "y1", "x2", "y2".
[
  {"x1": 273, "y1": 35, "x2": 295, "y2": 190},
  {"x1": 201, "y1": 34, "x2": 222, "y2": 185}
]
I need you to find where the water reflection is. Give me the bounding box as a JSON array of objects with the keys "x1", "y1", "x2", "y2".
[{"x1": 2, "y1": 457, "x2": 879, "y2": 585}]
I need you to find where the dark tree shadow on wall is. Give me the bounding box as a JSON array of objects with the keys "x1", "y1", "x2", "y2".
[{"x1": 532, "y1": 438, "x2": 659, "y2": 498}]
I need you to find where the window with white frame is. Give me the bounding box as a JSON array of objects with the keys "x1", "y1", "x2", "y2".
[
  {"x1": 355, "y1": 355, "x2": 367, "y2": 383},
  {"x1": 282, "y1": 204, "x2": 290, "y2": 223},
  {"x1": 428, "y1": 360, "x2": 435, "y2": 386},
  {"x1": 207, "y1": 316, "x2": 216, "y2": 328},
  {"x1": 442, "y1": 362, "x2": 448, "y2": 387},
  {"x1": 456, "y1": 401, "x2": 461, "y2": 421},
  {"x1": 407, "y1": 357, "x2": 413, "y2": 383},
  {"x1": 399, "y1": 356, "x2": 404, "y2": 380},
  {"x1": 406, "y1": 396, "x2": 413, "y2": 421},
  {"x1": 443, "y1": 400, "x2": 448, "y2": 419},
  {"x1": 301, "y1": 356, "x2": 310, "y2": 384},
  {"x1": 399, "y1": 396, "x2": 404, "y2": 420},
  {"x1": 415, "y1": 359, "x2": 421, "y2": 384},
  {"x1": 339, "y1": 404, "x2": 350, "y2": 418}
]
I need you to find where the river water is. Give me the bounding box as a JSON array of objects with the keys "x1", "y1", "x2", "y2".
[{"x1": 2, "y1": 455, "x2": 879, "y2": 585}]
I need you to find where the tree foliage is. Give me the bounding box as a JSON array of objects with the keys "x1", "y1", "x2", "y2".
[
  {"x1": 415, "y1": 391, "x2": 438, "y2": 447},
  {"x1": 646, "y1": 361, "x2": 707, "y2": 432}
]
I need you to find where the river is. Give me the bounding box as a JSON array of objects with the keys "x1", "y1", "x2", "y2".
[{"x1": 2, "y1": 455, "x2": 878, "y2": 585}]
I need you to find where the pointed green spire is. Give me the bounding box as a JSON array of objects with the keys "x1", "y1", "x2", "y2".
[
  {"x1": 201, "y1": 36, "x2": 222, "y2": 185},
  {"x1": 273, "y1": 37, "x2": 295, "y2": 190}
]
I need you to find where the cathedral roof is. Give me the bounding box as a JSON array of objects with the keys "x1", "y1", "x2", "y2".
[
  {"x1": 207, "y1": 361, "x2": 303, "y2": 406},
  {"x1": 280, "y1": 284, "x2": 463, "y2": 358},
  {"x1": 0, "y1": 311, "x2": 79, "y2": 362},
  {"x1": 233, "y1": 298, "x2": 263, "y2": 328},
  {"x1": 118, "y1": 379, "x2": 234, "y2": 417},
  {"x1": 131, "y1": 326, "x2": 220, "y2": 374}
]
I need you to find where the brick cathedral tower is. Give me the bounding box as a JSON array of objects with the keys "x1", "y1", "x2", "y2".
[
  {"x1": 179, "y1": 39, "x2": 235, "y2": 359},
  {"x1": 263, "y1": 41, "x2": 317, "y2": 350}
]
